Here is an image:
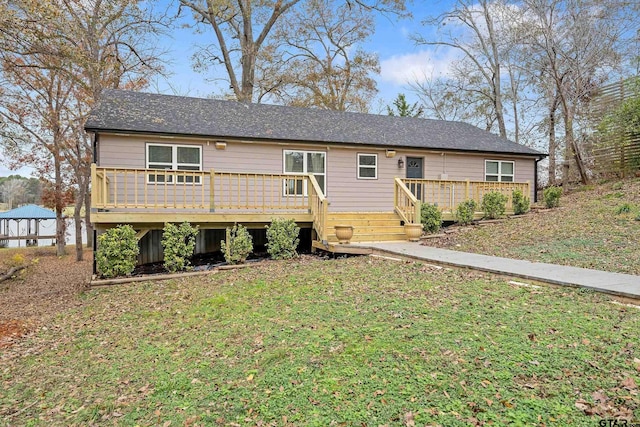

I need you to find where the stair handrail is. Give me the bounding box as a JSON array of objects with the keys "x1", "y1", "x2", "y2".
[
  {"x1": 308, "y1": 174, "x2": 328, "y2": 243},
  {"x1": 394, "y1": 177, "x2": 421, "y2": 224}
]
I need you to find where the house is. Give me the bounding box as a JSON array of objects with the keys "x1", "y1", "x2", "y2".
[{"x1": 85, "y1": 90, "x2": 545, "y2": 263}]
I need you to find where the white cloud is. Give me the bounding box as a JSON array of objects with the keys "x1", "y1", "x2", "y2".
[{"x1": 379, "y1": 47, "x2": 461, "y2": 86}]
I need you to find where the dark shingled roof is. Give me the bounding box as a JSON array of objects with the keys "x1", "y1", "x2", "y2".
[{"x1": 86, "y1": 90, "x2": 544, "y2": 157}]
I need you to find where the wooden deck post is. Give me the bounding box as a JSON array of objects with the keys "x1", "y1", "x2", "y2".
[
  {"x1": 465, "y1": 179, "x2": 470, "y2": 200},
  {"x1": 90, "y1": 163, "x2": 98, "y2": 209},
  {"x1": 209, "y1": 169, "x2": 215, "y2": 212}
]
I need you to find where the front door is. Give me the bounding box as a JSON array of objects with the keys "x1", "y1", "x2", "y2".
[{"x1": 406, "y1": 157, "x2": 424, "y2": 200}]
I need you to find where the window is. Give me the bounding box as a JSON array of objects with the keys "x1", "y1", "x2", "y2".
[
  {"x1": 283, "y1": 150, "x2": 326, "y2": 195},
  {"x1": 357, "y1": 154, "x2": 377, "y2": 179},
  {"x1": 485, "y1": 160, "x2": 514, "y2": 182},
  {"x1": 147, "y1": 143, "x2": 202, "y2": 183}
]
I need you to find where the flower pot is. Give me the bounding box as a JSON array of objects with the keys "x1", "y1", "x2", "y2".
[
  {"x1": 404, "y1": 223, "x2": 424, "y2": 242},
  {"x1": 334, "y1": 225, "x2": 354, "y2": 244}
]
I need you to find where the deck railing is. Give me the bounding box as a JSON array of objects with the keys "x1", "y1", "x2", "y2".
[
  {"x1": 401, "y1": 178, "x2": 531, "y2": 213},
  {"x1": 91, "y1": 165, "x2": 209, "y2": 210},
  {"x1": 211, "y1": 171, "x2": 310, "y2": 212},
  {"x1": 308, "y1": 175, "x2": 328, "y2": 242},
  {"x1": 91, "y1": 165, "x2": 315, "y2": 214},
  {"x1": 394, "y1": 177, "x2": 421, "y2": 224}
]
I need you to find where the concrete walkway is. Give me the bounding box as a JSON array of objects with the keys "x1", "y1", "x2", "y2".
[{"x1": 355, "y1": 242, "x2": 640, "y2": 300}]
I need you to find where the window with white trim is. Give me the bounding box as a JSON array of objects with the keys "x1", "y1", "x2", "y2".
[
  {"x1": 283, "y1": 150, "x2": 326, "y2": 195},
  {"x1": 357, "y1": 153, "x2": 377, "y2": 179},
  {"x1": 485, "y1": 160, "x2": 514, "y2": 182},
  {"x1": 146, "y1": 143, "x2": 202, "y2": 183}
]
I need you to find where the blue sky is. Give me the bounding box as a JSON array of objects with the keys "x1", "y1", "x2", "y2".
[{"x1": 1, "y1": 1, "x2": 458, "y2": 178}]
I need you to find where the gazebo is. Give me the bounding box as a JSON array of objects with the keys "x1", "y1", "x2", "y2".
[{"x1": 0, "y1": 205, "x2": 58, "y2": 247}]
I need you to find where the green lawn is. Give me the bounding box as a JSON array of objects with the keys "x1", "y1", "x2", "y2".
[
  {"x1": 1, "y1": 256, "x2": 639, "y2": 426},
  {"x1": 432, "y1": 178, "x2": 640, "y2": 275}
]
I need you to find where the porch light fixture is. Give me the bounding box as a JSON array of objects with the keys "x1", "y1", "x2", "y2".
[
  {"x1": 215, "y1": 141, "x2": 227, "y2": 150},
  {"x1": 397, "y1": 157, "x2": 405, "y2": 169},
  {"x1": 385, "y1": 150, "x2": 396, "y2": 158}
]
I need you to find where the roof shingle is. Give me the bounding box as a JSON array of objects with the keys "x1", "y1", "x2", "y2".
[{"x1": 85, "y1": 90, "x2": 544, "y2": 157}]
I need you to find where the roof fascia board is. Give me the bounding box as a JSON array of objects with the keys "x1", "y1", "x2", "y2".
[{"x1": 89, "y1": 128, "x2": 547, "y2": 159}]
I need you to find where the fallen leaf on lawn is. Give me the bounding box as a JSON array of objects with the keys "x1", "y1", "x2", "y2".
[
  {"x1": 404, "y1": 411, "x2": 415, "y2": 427},
  {"x1": 246, "y1": 374, "x2": 254, "y2": 382},
  {"x1": 621, "y1": 377, "x2": 637, "y2": 390},
  {"x1": 575, "y1": 399, "x2": 594, "y2": 415},
  {"x1": 592, "y1": 390, "x2": 608, "y2": 402}
]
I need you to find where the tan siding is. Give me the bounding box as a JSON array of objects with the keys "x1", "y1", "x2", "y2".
[{"x1": 97, "y1": 133, "x2": 537, "y2": 210}]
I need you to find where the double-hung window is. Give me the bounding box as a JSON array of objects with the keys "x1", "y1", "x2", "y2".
[
  {"x1": 485, "y1": 160, "x2": 514, "y2": 182},
  {"x1": 283, "y1": 150, "x2": 326, "y2": 195},
  {"x1": 147, "y1": 143, "x2": 202, "y2": 183},
  {"x1": 357, "y1": 154, "x2": 377, "y2": 179}
]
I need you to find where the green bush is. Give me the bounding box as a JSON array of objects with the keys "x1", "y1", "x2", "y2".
[
  {"x1": 455, "y1": 200, "x2": 476, "y2": 225},
  {"x1": 96, "y1": 225, "x2": 139, "y2": 278},
  {"x1": 266, "y1": 218, "x2": 300, "y2": 260},
  {"x1": 481, "y1": 191, "x2": 508, "y2": 219},
  {"x1": 421, "y1": 203, "x2": 442, "y2": 234},
  {"x1": 543, "y1": 186, "x2": 562, "y2": 208},
  {"x1": 162, "y1": 222, "x2": 199, "y2": 273},
  {"x1": 512, "y1": 189, "x2": 531, "y2": 215},
  {"x1": 221, "y1": 224, "x2": 253, "y2": 264}
]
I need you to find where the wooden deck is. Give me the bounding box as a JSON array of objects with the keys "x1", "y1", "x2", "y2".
[{"x1": 91, "y1": 165, "x2": 530, "y2": 247}]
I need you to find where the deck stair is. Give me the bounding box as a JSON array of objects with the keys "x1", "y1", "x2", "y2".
[{"x1": 325, "y1": 212, "x2": 407, "y2": 243}]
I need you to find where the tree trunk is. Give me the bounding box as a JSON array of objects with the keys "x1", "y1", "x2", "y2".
[
  {"x1": 84, "y1": 188, "x2": 93, "y2": 249},
  {"x1": 54, "y1": 151, "x2": 66, "y2": 256},
  {"x1": 548, "y1": 105, "x2": 557, "y2": 186},
  {"x1": 562, "y1": 109, "x2": 589, "y2": 184},
  {"x1": 74, "y1": 179, "x2": 87, "y2": 261}
]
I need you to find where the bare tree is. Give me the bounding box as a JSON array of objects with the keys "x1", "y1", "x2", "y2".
[
  {"x1": 179, "y1": 0, "x2": 406, "y2": 103},
  {"x1": 263, "y1": 0, "x2": 380, "y2": 111},
  {"x1": 521, "y1": 0, "x2": 627, "y2": 184},
  {"x1": 414, "y1": 0, "x2": 510, "y2": 138},
  {"x1": 0, "y1": 179, "x2": 26, "y2": 210}
]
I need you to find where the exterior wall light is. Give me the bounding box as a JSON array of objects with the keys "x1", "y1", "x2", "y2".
[{"x1": 398, "y1": 157, "x2": 405, "y2": 168}]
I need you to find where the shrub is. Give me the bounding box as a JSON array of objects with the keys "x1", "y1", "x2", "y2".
[
  {"x1": 512, "y1": 189, "x2": 531, "y2": 215},
  {"x1": 96, "y1": 225, "x2": 139, "y2": 278},
  {"x1": 543, "y1": 186, "x2": 562, "y2": 208},
  {"x1": 221, "y1": 224, "x2": 253, "y2": 264},
  {"x1": 421, "y1": 203, "x2": 442, "y2": 234},
  {"x1": 481, "y1": 191, "x2": 508, "y2": 219},
  {"x1": 615, "y1": 203, "x2": 633, "y2": 215},
  {"x1": 455, "y1": 200, "x2": 476, "y2": 225},
  {"x1": 162, "y1": 222, "x2": 199, "y2": 273},
  {"x1": 266, "y1": 218, "x2": 300, "y2": 260}
]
